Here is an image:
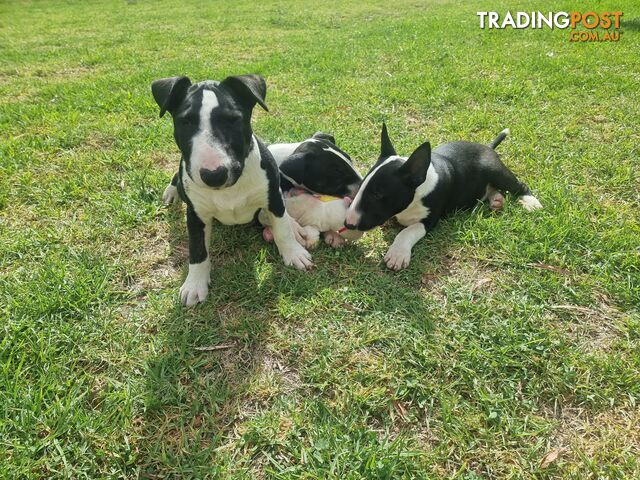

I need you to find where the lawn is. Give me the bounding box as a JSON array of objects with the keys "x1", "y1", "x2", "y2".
[{"x1": 1, "y1": 0, "x2": 639, "y2": 478}]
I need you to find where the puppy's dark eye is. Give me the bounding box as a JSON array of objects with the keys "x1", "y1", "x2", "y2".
[{"x1": 220, "y1": 113, "x2": 242, "y2": 124}]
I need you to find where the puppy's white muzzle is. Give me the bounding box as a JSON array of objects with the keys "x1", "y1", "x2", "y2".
[
  {"x1": 191, "y1": 136, "x2": 234, "y2": 188},
  {"x1": 344, "y1": 204, "x2": 361, "y2": 230}
]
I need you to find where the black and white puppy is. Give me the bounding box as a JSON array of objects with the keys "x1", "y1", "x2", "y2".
[
  {"x1": 344, "y1": 124, "x2": 543, "y2": 270},
  {"x1": 152, "y1": 74, "x2": 312, "y2": 306},
  {"x1": 269, "y1": 132, "x2": 362, "y2": 198},
  {"x1": 259, "y1": 132, "x2": 364, "y2": 248}
]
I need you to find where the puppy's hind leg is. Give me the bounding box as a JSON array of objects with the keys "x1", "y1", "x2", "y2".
[
  {"x1": 518, "y1": 193, "x2": 543, "y2": 211},
  {"x1": 258, "y1": 208, "x2": 312, "y2": 247},
  {"x1": 491, "y1": 165, "x2": 542, "y2": 211},
  {"x1": 257, "y1": 209, "x2": 275, "y2": 243},
  {"x1": 262, "y1": 227, "x2": 274, "y2": 243},
  {"x1": 484, "y1": 185, "x2": 505, "y2": 211}
]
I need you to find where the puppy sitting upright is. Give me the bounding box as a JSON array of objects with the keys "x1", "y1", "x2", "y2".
[
  {"x1": 152, "y1": 74, "x2": 312, "y2": 306},
  {"x1": 345, "y1": 124, "x2": 542, "y2": 270}
]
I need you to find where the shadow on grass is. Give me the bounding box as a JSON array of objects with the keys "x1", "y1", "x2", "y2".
[{"x1": 137, "y1": 207, "x2": 460, "y2": 476}]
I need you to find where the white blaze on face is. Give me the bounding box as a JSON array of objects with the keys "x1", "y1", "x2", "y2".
[
  {"x1": 190, "y1": 89, "x2": 232, "y2": 181},
  {"x1": 345, "y1": 156, "x2": 398, "y2": 226},
  {"x1": 322, "y1": 145, "x2": 352, "y2": 167}
]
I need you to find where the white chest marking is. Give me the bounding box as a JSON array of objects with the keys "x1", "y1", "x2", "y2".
[{"x1": 395, "y1": 164, "x2": 439, "y2": 226}]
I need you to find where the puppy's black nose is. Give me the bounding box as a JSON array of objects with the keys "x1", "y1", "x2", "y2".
[
  {"x1": 344, "y1": 222, "x2": 357, "y2": 230},
  {"x1": 200, "y1": 167, "x2": 228, "y2": 187}
]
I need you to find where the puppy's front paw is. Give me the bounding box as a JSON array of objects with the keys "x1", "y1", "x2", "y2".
[
  {"x1": 303, "y1": 226, "x2": 320, "y2": 248},
  {"x1": 291, "y1": 219, "x2": 312, "y2": 248},
  {"x1": 324, "y1": 230, "x2": 346, "y2": 248},
  {"x1": 163, "y1": 184, "x2": 179, "y2": 205},
  {"x1": 280, "y1": 243, "x2": 313, "y2": 270},
  {"x1": 384, "y1": 245, "x2": 411, "y2": 271},
  {"x1": 180, "y1": 279, "x2": 208, "y2": 307},
  {"x1": 179, "y1": 264, "x2": 210, "y2": 306},
  {"x1": 290, "y1": 220, "x2": 319, "y2": 249}
]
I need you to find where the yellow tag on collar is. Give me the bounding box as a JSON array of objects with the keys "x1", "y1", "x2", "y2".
[{"x1": 316, "y1": 194, "x2": 341, "y2": 203}]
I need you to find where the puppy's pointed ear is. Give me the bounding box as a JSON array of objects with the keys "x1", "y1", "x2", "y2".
[
  {"x1": 400, "y1": 142, "x2": 431, "y2": 187},
  {"x1": 312, "y1": 131, "x2": 336, "y2": 145},
  {"x1": 151, "y1": 76, "x2": 192, "y2": 117},
  {"x1": 220, "y1": 74, "x2": 269, "y2": 112},
  {"x1": 380, "y1": 122, "x2": 397, "y2": 158}
]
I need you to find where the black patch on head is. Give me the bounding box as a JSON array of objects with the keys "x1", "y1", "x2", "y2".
[
  {"x1": 165, "y1": 84, "x2": 203, "y2": 181},
  {"x1": 279, "y1": 153, "x2": 305, "y2": 186},
  {"x1": 280, "y1": 138, "x2": 362, "y2": 197},
  {"x1": 152, "y1": 74, "x2": 269, "y2": 187},
  {"x1": 219, "y1": 74, "x2": 268, "y2": 112},
  {"x1": 353, "y1": 159, "x2": 416, "y2": 231},
  {"x1": 399, "y1": 141, "x2": 431, "y2": 188},
  {"x1": 350, "y1": 125, "x2": 432, "y2": 230},
  {"x1": 152, "y1": 76, "x2": 192, "y2": 117}
]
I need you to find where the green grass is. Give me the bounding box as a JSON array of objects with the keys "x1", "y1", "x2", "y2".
[{"x1": 1, "y1": 0, "x2": 639, "y2": 478}]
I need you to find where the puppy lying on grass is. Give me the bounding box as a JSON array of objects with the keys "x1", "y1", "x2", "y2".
[
  {"x1": 261, "y1": 132, "x2": 364, "y2": 248},
  {"x1": 344, "y1": 124, "x2": 542, "y2": 270}
]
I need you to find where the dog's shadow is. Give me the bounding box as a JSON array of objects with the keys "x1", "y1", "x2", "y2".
[{"x1": 139, "y1": 204, "x2": 462, "y2": 475}]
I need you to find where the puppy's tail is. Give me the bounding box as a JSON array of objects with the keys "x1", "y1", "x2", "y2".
[{"x1": 489, "y1": 128, "x2": 509, "y2": 149}]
